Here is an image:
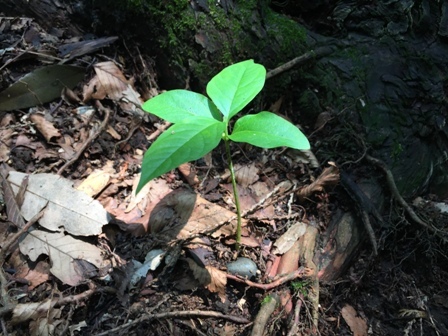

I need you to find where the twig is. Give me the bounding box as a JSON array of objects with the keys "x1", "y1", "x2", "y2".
[
  {"x1": 93, "y1": 310, "x2": 250, "y2": 336},
  {"x1": 251, "y1": 294, "x2": 279, "y2": 336},
  {"x1": 57, "y1": 101, "x2": 111, "y2": 175},
  {"x1": 148, "y1": 121, "x2": 172, "y2": 141},
  {"x1": 0, "y1": 282, "x2": 96, "y2": 319},
  {"x1": 226, "y1": 267, "x2": 312, "y2": 290},
  {"x1": 0, "y1": 206, "x2": 46, "y2": 259},
  {"x1": 0, "y1": 208, "x2": 46, "y2": 311},
  {"x1": 266, "y1": 46, "x2": 337, "y2": 79},
  {"x1": 366, "y1": 155, "x2": 448, "y2": 243}
]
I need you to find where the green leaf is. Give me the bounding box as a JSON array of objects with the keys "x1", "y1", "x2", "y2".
[
  {"x1": 206, "y1": 60, "x2": 266, "y2": 120},
  {"x1": 142, "y1": 90, "x2": 221, "y2": 123},
  {"x1": 0, "y1": 65, "x2": 85, "y2": 112},
  {"x1": 137, "y1": 117, "x2": 225, "y2": 192},
  {"x1": 229, "y1": 112, "x2": 310, "y2": 150}
]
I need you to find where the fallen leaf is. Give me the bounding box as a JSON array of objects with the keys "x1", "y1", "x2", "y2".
[
  {"x1": 83, "y1": 61, "x2": 145, "y2": 118},
  {"x1": 186, "y1": 258, "x2": 227, "y2": 302},
  {"x1": 11, "y1": 300, "x2": 52, "y2": 324},
  {"x1": 149, "y1": 189, "x2": 240, "y2": 240},
  {"x1": 0, "y1": 65, "x2": 85, "y2": 111},
  {"x1": 178, "y1": 162, "x2": 199, "y2": 186},
  {"x1": 205, "y1": 265, "x2": 227, "y2": 302},
  {"x1": 19, "y1": 230, "x2": 108, "y2": 286},
  {"x1": 234, "y1": 163, "x2": 259, "y2": 188},
  {"x1": 29, "y1": 113, "x2": 61, "y2": 142},
  {"x1": 8, "y1": 172, "x2": 110, "y2": 236},
  {"x1": 341, "y1": 305, "x2": 368, "y2": 336}
]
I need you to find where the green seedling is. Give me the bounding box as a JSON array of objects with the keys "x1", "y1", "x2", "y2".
[{"x1": 137, "y1": 60, "x2": 310, "y2": 249}]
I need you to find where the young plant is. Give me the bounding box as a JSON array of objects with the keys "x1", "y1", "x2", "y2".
[{"x1": 137, "y1": 60, "x2": 310, "y2": 249}]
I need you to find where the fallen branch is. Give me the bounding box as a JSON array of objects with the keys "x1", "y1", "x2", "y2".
[
  {"x1": 266, "y1": 46, "x2": 337, "y2": 80},
  {"x1": 93, "y1": 310, "x2": 250, "y2": 336}
]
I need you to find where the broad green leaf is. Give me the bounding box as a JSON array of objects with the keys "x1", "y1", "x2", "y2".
[
  {"x1": 206, "y1": 60, "x2": 266, "y2": 120},
  {"x1": 229, "y1": 112, "x2": 310, "y2": 150},
  {"x1": 137, "y1": 117, "x2": 225, "y2": 192},
  {"x1": 142, "y1": 90, "x2": 221, "y2": 123},
  {"x1": 0, "y1": 65, "x2": 85, "y2": 112}
]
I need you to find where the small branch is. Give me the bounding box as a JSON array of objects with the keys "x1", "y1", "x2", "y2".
[
  {"x1": 226, "y1": 267, "x2": 312, "y2": 290},
  {"x1": 266, "y1": 46, "x2": 337, "y2": 80},
  {"x1": 57, "y1": 101, "x2": 111, "y2": 175},
  {"x1": 93, "y1": 310, "x2": 250, "y2": 336}
]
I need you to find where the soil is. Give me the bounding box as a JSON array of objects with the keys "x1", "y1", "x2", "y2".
[{"x1": 0, "y1": 12, "x2": 448, "y2": 336}]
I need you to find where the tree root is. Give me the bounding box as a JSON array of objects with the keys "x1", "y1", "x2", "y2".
[
  {"x1": 250, "y1": 293, "x2": 280, "y2": 336},
  {"x1": 366, "y1": 155, "x2": 448, "y2": 244}
]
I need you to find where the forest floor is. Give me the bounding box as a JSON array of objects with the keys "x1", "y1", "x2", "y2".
[{"x1": 1, "y1": 15, "x2": 448, "y2": 336}]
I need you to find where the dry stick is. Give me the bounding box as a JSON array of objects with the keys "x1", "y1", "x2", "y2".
[
  {"x1": 0, "y1": 208, "x2": 46, "y2": 311},
  {"x1": 365, "y1": 155, "x2": 448, "y2": 243},
  {"x1": 266, "y1": 46, "x2": 337, "y2": 80},
  {"x1": 0, "y1": 281, "x2": 97, "y2": 319},
  {"x1": 250, "y1": 293, "x2": 280, "y2": 336},
  {"x1": 93, "y1": 310, "x2": 250, "y2": 336},
  {"x1": 226, "y1": 267, "x2": 311, "y2": 290},
  {"x1": 57, "y1": 101, "x2": 111, "y2": 175}
]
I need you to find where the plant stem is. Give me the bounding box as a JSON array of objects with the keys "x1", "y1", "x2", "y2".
[{"x1": 224, "y1": 138, "x2": 242, "y2": 250}]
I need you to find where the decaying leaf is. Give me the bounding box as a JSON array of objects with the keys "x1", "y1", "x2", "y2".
[
  {"x1": 296, "y1": 163, "x2": 339, "y2": 199},
  {"x1": 83, "y1": 61, "x2": 145, "y2": 119},
  {"x1": 8, "y1": 172, "x2": 110, "y2": 236},
  {"x1": 19, "y1": 230, "x2": 108, "y2": 286},
  {"x1": 29, "y1": 113, "x2": 61, "y2": 142},
  {"x1": 149, "y1": 189, "x2": 241, "y2": 240},
  {"x1": 186, "y1": 258, "x2": 227, "y2": 302},
  {"x1": 11, "y1": 299, "x2": 52, "y2": 324},
  {"x1": 341, "y1": 305, "x2": 368, "y2": 336},
  {"x1": 273, "y1": 221, "x2": 307, "y2": 254},
  {"x1": 234, "y1": 163, "x2": 259, "y2": 188}
]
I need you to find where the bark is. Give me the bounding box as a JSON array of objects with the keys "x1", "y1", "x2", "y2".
[{"x1": 1, "y1": 0, "x2": 84, "y2": 36}]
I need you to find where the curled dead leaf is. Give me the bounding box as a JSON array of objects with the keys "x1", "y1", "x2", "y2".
[{"x1": 186, "y1": 258, "x2": 227, "y2": 302}]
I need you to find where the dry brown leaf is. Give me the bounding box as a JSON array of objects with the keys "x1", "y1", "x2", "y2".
[
  {"x1": 29, "y1": 113, "x2": 61, "y2": 142},
  {"x1": 178, "y1": 162, "x2": 199, "y2": 186},
  {"x1": 29, "y1": 307, "x2": 62, "y2": 336},
  {"x1": 11, "y1": 300, "x2": 52, "y2": 324},
  {"x1": 149, "y1": 189, "x2": 240, "y2": 240},
  {"x1": 186, "y1": 259, "x2": 227, "y2": 302},
  {"x1": 19, "y1": 230, "x2": 109, "y2": 286},
  {"x1": 0, "y1": 114, "x2": 15, "y2": 162},
  {"x1": 269, "y1": 96, "x2": 283, "y2": 114},
  {"x1": 205, "y1": 265, "x2": 227, "y2": 301},
  {"x1": 296, "y1": 163, "x2": 339, "y2": 199},
  {"x1": 341, "y1": 305, "x2": 368, "y2": 336},
  {"x1": 234, "y1": 163, "x2": 259, "y2": 188}
]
